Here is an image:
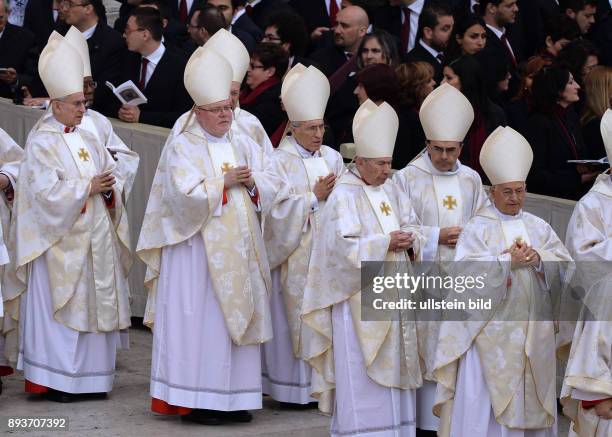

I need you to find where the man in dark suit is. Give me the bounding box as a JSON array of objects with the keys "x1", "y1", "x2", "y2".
[
  {"x1": 310, "y1": 5, "x2": 368, "y2": 77},
  {"x1": 560, "y1": 0, "x2": 597, "y2": 34},
  {"x1": 167, "y1": 0, "x2": 199, "y2": 25},
  {"x1": 208, "y1": 0, "x2": 262, "y2": 41},
  {"x1": 62, "y1": 0, "x2": 126, "y2": 112},
  {"x1": 186, "y1": 3, "x2": 226, "y2": 50},
  {"x1": 289, "y1": 0, "x2": 340, "y2": 36},
  {"x1": 477, "y1": 0, "x2": 523, "y2": 98},
  {"x1": 112, "y1": 7, "x2": 192, "y2": 128},
  {"x1": 373, "y1": 0, "x2": 434, "y2": 56},
  {"x1": 262, "y1": 9, "x2": 313, "y2": 69},
  {"x1": 23, "y1": 0, "x2": 69, "y2": 51},
  {"x1": 0, "y1": 0, "x2": 36, "y2": 99},
  {"x1": 405, "y1": 2, "x2": 454, "y2": 85}
]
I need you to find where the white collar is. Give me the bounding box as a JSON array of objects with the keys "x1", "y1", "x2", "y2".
[
  {"x1": 248, "y1": 0, "x2": 262, "y2": 6},
  {"x1": 201, "y1": 125, "x2": 230, "y2": 143},
  {"x1": 403, "y1": 0, "x2": 425, "y2": 13},
  {"x1": 485, "y1": 23, "x2": 506, "y2": 40},
  {"x1": 82, "y1": 23, "x2": 97, "y2": 40},
  {"x1": 143, "y1": 42, "x2": 165, "y2": 66},
  {"x1": 291, "y1": 136, "x2": 321, "y2": 158},
  {"x1": 419, "y1": 39, "x2": 443, "y2": 60},
  {"x1": 493, "y1": 206, "x2": 524, "y2": 221},
  {"x1": 0, "y1": 29, "x2": 4, "y2": 39},
  {"x1": 231, "y1": 8, "x2": 246, "y2": 26}
]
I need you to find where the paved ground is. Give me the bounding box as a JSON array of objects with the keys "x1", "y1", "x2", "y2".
[
  {"x1": 0, "y1": 325, "x2": 571, "y2": 436},
  {"x1": 0, "y1": 327, "x2": 330, "y2": 437}
]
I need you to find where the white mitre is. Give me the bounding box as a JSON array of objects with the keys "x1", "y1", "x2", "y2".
[
  {"x1": 184, "y1": 47, "x2": 233, "y2": 106},
  {"x1": 281, "y1": 63, "x2": 329, "y2": 122},
  {"x1": 480, "y1": 126, "x2": 533, "y2": 185},
  {"x1": 38, "y1": 33, "x2": 84, "y2": 99},
  {"x1": 204, "y1": 28, "x2": 249, "y2": 83},
  {"x1": 419, "y1": 83, "x2": 474, "y2": 142},
  {"x1": 64, "y1": 26, "x2": 92, "y2": 77},
  {"x1": 601, "y1": 109, "x2": 612, "y2": 165},
  {"x1": 353, "y1": 100, "x2": 398, "y2": 158}
]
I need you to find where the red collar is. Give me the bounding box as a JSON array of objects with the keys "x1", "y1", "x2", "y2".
[
  {"x1": 239, "y1": 77, "x2": 280, "y2": 106},
  {"x1": 63, "y1": 126, "x2": 76, "y2": 133}
]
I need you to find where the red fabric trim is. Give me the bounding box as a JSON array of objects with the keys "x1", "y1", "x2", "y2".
[
  {"x1": 582, "y1": 398, "x2": 611, "y2": 409},
  {"x1": 103, "y1": 191, "x2": 115, "y2": 209},
  {"x1": 249, "y1": 189, "x2": 259, "y2": 205},
  {"x1": 81, "y1": 203, "x2": 87, "y2": 214},
  {"x1": 239, "y1": 77, "x2": 280, "y2": 107},
  {"x1": 222, "y1": 189, "x2": 228, "y2": 205},
  {"x1": 0, "y1": 365, "x2": 13, "y2": 376},
  {"x1": 151, "y1": 397, "x2": 192, "y2": 415},
  {"x1": 25, "y1": 380, "x2": 49, "y2": 393},
  {"x1": 270, "y1": 120, "x2": 288, "y2": 147}
]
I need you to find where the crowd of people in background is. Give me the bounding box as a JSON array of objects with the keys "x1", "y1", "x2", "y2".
[{"x1": 0, "y1": 0, "x2": 611, "y2": 200}]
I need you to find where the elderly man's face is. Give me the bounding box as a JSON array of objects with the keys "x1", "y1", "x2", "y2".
[
  {"x1": 291, "y1": 120, "x2": 325, "y2": 152},
  {"x1": 491, "y1": 181, "x2": 526, "y2": 216},
  {"x1": 195, "y1": 98, "x2": 233, "y2": 137},
  {"x1": 52, "y1": 91, "x2": 87, "y2": 126},
  {"x1": 356, "y1": 156, "x2": 392, "y2": 186}
]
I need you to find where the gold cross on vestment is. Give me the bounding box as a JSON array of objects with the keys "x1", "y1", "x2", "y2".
[
  {"x1": 442, "y1": 195, "x2": 457, "y2": 210},
  {"x1": 78, "y1": 148, "x2": 90, "y2": 162},
  {"x1": 221, "y1": 162, "x2": 233, "y2": 173},
  {"x1": 380, "y1": 201, "x2": 392, "y2": 216}
]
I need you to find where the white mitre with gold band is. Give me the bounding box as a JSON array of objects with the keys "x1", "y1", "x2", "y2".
[
  {"x1": 184, "y1": 47, "x2": 233, "y2": 106},
  {"x1": 353, "y1": 100, "x2": 398, "y2": 158},
  {"x1": 601, "y1": 109, "x2": 612, "y2": 165},
  {"x1": 64, "y1": 26, "x2": 92, "y2": 77},
  {"x1": 282, "y1": 64, "x2": 330, "y2": 122},
  {"x1": 420, "y1": 83, "x2": 474, "y2": 142},
  {"x1": 38, "y1": 32, "x2": 84, "y2": 99},
  {"x1": 203, "y1": 28, "x2": 249, "y2": 83},
  {"x1": 480, "y1": 126, "x2": 533, "y2": 185}
]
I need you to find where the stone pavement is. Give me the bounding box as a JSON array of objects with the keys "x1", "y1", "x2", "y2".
[{"x1": 0, "y1": 327, "x2": 330, "y2": 437}]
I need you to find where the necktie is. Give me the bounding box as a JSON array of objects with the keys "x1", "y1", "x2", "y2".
[
  {"x1": 329, "y1": 0, "x2": 339, "y2": 26},
  {"x1": 436, "y1": 53, "x2": 444, "y2": 64},
  {"x1": 179, "y1": 0, "x2": 188, "y2": 24},
  {"x1": 245, "y1": 4, "x2": 253, "y2": 16},
  {"x1": 139, "y1": 57, "x2": 149, "y2": 91},
  {"x1": 500, "y1": 33, "x2": 517, "y2": 67},
  {"x1": 401, "y1": 7, "x2": 411, "y2": 53}
]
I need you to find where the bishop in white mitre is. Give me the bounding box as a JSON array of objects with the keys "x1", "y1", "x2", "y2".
[
  {"x1": 136, "y1": 46, "x2": 279, "y2": 425},
  {"x1": 433, "y1": 126, "x2": 573, "y2": 436},
  {"x1": 301, "y1": 99, "x2": 425, "y2": 436},
  {"x1": 6, "y1": 35, "x2": 138, "y2": 403},
  {"x1": 27, "y1": 28, "x2": 139, "y2": 202},
  {"x1": 262, "y1": 64, "x2": 344, "y2": 405},
  {"x1": 392, "y1": 83, "x2": 490, "y2": 433},
  {"x1": 0, "y1": 128, "x2": 23, "y2": 394},
  {"x1": 167, "y1": 29, "x2": 273, "y2": 157},
  {"x1": 559, "y1": 109, "x2": 612, "y2": 436}
]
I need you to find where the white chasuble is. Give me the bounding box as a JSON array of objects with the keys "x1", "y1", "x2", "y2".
[
  {"x1": 264, "y1": 138, "x2": 344, "y2": 359},
  {"x1": 560, "y1": 174, "x2": 612, "y2": 437},
  {"x1": 433, "y1": 207, "x2": 574, "y2": 435},
  {"x1": 137, "y1": 117, "x2": 280, "y2": 346},
  {"x1": 301, "y1": 166, "x2": 425, "y2": 415},
  {"x1": 432, "y1": 174, "x2": 462, "y2": 229},
  {"x1": 0, "y1": 128, "x2": 23, "y2": 329}
]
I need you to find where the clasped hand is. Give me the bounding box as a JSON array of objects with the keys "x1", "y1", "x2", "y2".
[
  {"x1": 90, "y1": 171, "x2": 115, "y2": 196},
  {"x1": 224, "y1": 165, "x2": 254, "y2": 190},
  {"x1": 502, "y1": 242, "x2": 540, "y2": 269},
  {"x1": 389, "y1": 230, "x2": 414, "y2": 252}
]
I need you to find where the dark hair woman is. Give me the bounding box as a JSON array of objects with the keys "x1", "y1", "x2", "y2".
[
  {"x1": 446, "y1": 14, "x2": 487, "y2": 62},
  {"x1": 441, "y1": 55, "x2": 507, "y2": 181},
  {"x1": 393, "y1": 61, "x2": 436, "y2": 169},
  {"x1": 526, "y1": 65, "x2": 598, "y2": 199},
  {"x1": 240, "y1": 42, "x2": 289, "y2": 136}
]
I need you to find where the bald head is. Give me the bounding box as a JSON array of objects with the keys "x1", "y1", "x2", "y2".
[{"x1": 334, "y1": 6, "x2": 369, "y2": 53}]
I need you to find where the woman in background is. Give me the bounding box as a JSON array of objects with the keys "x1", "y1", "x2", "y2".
[{"x1": 580, "y1": 66, "x2": 612, "y2": 159}]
